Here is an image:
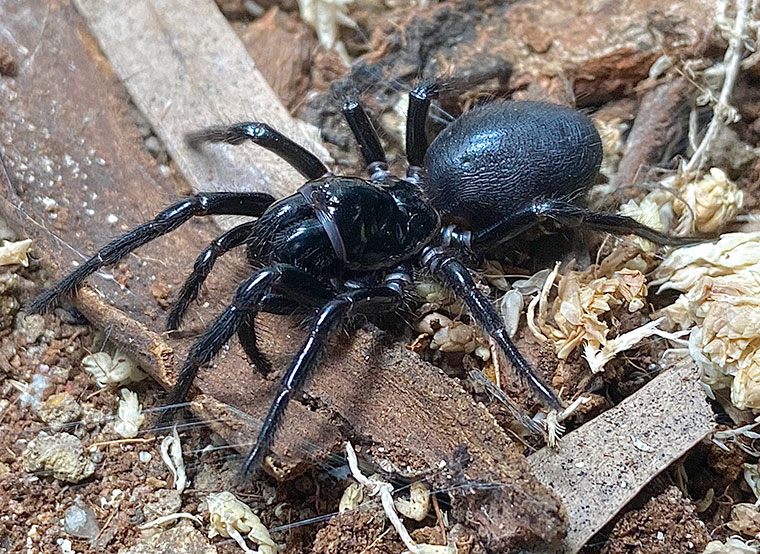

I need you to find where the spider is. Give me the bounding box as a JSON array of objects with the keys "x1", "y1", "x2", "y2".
[{"x1": 29, "y1": 83, "x2": 691, "y2": 478}]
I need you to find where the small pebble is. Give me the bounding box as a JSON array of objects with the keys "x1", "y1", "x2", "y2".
[
  {"x1": 22, "y1": 431, "x2": 95, "y2": 482},
  {"x1": 139, "y1": 451, "x2": 152, "y2": 463},
  {"x1": 35, "y1": 392, "x2": 82, "y2": 430},
  {"x1": 120, "y1": 520, "x2": 215, "y2": 554},
  {"x1": 18, "y1": 312, "x2": 46, "y2": 344},
  {"x1": 144, "y1": 136, "x2": 161, "y2": 156},
  {"x1": 143, "y1": 489, "x2": 181, "y2": 521},
  {"x1": 64, "y1": 498, "x2": 100, "y2": 539},
  {"x1": 56, "y1": 538, "x2": 74, "y2": 554},
  {"x1": 18, "y1": 373, "x2": 50, "y2": 409}
]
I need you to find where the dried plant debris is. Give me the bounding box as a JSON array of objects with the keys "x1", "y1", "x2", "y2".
[
  {"x1": 7, "y1": 0, "x2": 760, "y2": 552},
  {"x1": 602, "y1": 486, "x2": 711, "y2": 554},
  {"x1": 343, "y1": 442, "x2": 454, "y2": 554},
  {"x1": 0, "y1": 238, "x2": 32, "y2": 266},
  {"x1": 113, "y1": 388, "x2": 145, "y2": 439},
  {"x1": 160, "y1": 426, "x2": 188, "y2": 493},
  {"x1": 685, "y1": 0, "x2": 758, "y2": 173},
  {"x1": 81, "y1": 349, "x2": 147, "y2": 387},
  {"x1": 527, "y1": 261, "x2": 673, "y2": 374},
  {"x1": 22, "y1": 431, "x2": 96, "y2": 483},
  {"x1": 704, "y1": 537, "x2": 760, "y2": 554},
  {"x1": 528, "y1": 361, "x2": 714, "y2": 554},
  {"x1": 594, "y1": 115, "x2": 629, "y2": 179},
  {"x1": 296, "y1": 0, "x2": 355, "y2": 52},
  {"x1": 653, "y1": 232, "x2": 760, "y2": 409},
  {"x1": 205, "y1": 491, "x2": 279, "y2": 554},
  {"x1": 728, "y1": 503, "x2": 760, "y2": 538},
  {"x1": 618, "y1": 167, "x2": 743, "y2": 242}
]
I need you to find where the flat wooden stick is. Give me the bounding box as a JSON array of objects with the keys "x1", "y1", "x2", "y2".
[
  {"x1": 526, "y1": 360, "x2": 715, "y2": 554},
  {"x1": 74, "y1": 0, "x2": 329, "y2": 214}
]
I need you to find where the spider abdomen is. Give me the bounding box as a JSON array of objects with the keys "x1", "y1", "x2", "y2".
[{"x1": 423, "y1": 101, "x2": 603, "y2": 230}]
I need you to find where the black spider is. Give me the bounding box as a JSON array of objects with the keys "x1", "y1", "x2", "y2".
[{"x1": 28, "y1": 84, "x2": 691, "y2": 478}]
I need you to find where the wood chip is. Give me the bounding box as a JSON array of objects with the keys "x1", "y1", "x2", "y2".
[
  {"x1": 74, "y1": 0, "x2": 329, "y2": 222},
  {"x1": 526, "y1": 359, "x2": 715, "y2": 554}
]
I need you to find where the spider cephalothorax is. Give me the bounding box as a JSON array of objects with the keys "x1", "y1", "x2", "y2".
[{"x1": 29, "y1": 83, "x2": 691, "y2": 477}]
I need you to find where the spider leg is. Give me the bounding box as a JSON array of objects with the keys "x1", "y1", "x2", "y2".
[
  {"x1": 240, "y1": 271, "x2": 410, "y2": 478},
  {"x1": 471, "y1": 198, "x2": 699, "y2": 252},
  {"x1": 341, "y1": 100, "x2": 387, "y2": 175},
  {"x1": 157, "y1": 264, "x2": 335, "y2": 428},
  {"x1": 186, "y1": 122, "x2": 328, "y2": 180},
  {"x1": 166, "y1": 221, "x2": 257, "y2": 331},
  {"x1": 238, "y1": 290, "x2": 332, "y2": 376},
  {"x1": 422, "y1": 247, "x2": 563, "y2": 411},
  {"x1": 237, "y1": 311, "x2": 272, "y2": 375},
  {"x1": 406, "y1": 82, "x2": 439, "y2": 170},
  {"x1": 28, "y1": 192, "x2": 275, "y2": 314}
]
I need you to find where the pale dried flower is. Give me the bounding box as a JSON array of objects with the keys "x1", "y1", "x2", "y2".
[
  {"x1": 81, "y1": 349, "x2": 147, "y2": 387},
  {"x1": 206, "y1": 491, "x2": 278, "y2": 554},
  {"x1": 728, "y1": 503, "x2": 760, "y2": 538},
  {"x1": 618, "y1": 197, "x2": 668, "y2": 252},
  {"x1": 528, "y1": 262, "x2": 652, "y2": 371},
  {"x1": 703, "y1": 537, "x2": 760, "y2": 554},
  {"x1": 674, "y1": 168, "x2": 743, "y2": 234},
  {"x1": 0, "y1": 238, "x2": 32, "y2": 266},
  {"x1": 338, "y1": 483, "x2": 363, "y2": 513},
  {"x1": 653, "y1": 232, "x2": 760, "y2": 409},
  {"x1": 394, "y1": 481, "x2": 430, "y2": 522},
  {"x1": 583, "y1": 318, "x2": 686, "y2": 374},
  {"x1": 594, "y1": 116, "x2": 627, "y2": 178},
  {"x1": 619, "y1": 167, "x2": 741, "y2": 240},
  {"x1": 113, "y1": 388, "x2": 144, "y2": 439}
]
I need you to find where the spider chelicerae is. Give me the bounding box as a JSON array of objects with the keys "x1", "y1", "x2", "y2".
[{"x1": 29, "y1": 83, "x2": 692, "y2": 477}]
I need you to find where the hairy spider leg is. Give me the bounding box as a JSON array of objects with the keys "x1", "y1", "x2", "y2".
[
  {"x1": 406, "y1": 82, "x2": 439, "y2": 169},
  {"x1": 186, "y1": 122, "x2": 329, "y2": 180},
  {"x1": 156, "y1": 264, "x2": 335, "y2": 430},
  {"x1": 166, "y1": 221, "x2": 257, "y2": 331},
  {"x1": 341, "y1": 100, "x2": 387, "y2": 173},
  {"x1": 237, "y1": 311, "x2": 272, "y2": 375},
  {"x1": 470, "y1": 198, "x2": 701, "y2": 252},
  {"x1": 238, "y1": 288, "x2": 351, "y2": 376},
  {"x1": 27, "y1": 192, "x2": 275, "y2": 314},
  {"x1": 422, "y1": 247, "x2": 564, "y2": 411},
  {"x1": 240, "y1": 275, "x2": 409, "y2": 478}
]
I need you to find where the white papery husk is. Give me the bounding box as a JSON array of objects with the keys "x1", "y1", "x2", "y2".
[
  {"x1": 617, "y1": 167, "x2": 742, "y2": 241},
  {"x1": 529, "y1": 263, "x2": 652, "y2": 372},
  {"x1": 653, "y1": 232, "x2": 760, "y2": 409}
]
